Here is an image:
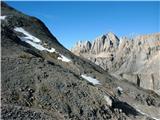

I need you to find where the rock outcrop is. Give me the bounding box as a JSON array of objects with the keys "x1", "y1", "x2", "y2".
[
  {"x1": 72, "y1": 40, "x2": 92, "y2": 54},
  {"x1": 71, "y1": 32, "x2": 160, "y2": 95},
  {"x1": 72, "y1": 32, "x2": 120, "y2": 55}
]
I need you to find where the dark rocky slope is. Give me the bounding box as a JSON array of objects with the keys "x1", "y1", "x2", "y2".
[{"x1": 1, "y1": 2, "x2": 160, "y2": 120}]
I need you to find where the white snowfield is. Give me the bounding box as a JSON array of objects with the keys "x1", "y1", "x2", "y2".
[
  {"x1": 81, "y1": 74, "x2": 101, "y2": 85},
  {"x1": 58, "y1": 54, "x2": 71, "y2": 62},
  {"x1": 14, "y1": 27, "x2": 41, "y2": 43},
  {"x1": 14, "y1": 27, "x2": 71, "y2": 62},
  {"x1": 104, "y1": 95, "x2": 112, "y2": 107},
  {"x1": 136, "y1": 108, "x2": 160, "y2": 120},
  {"x1": 0, "y1": 16, "x2": 6, "y2": 20},
  {"x1": 23, "y1": 40, "x2": 55, "y2": 53}
]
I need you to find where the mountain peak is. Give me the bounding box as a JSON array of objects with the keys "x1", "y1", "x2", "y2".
[
  {"x1": 106, "y1": 32, "x2": 116, "y2": 36},
  {"x1": 71, "y1": 32, "x2": 120, "y2": 54}
]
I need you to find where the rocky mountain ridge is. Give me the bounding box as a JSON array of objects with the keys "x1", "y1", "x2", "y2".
[
  {"x1": 1, "y1": 2, "x2": 160, "y2": 120},
  {"x1": 71, "y1": 32, "x2": 160, "y2": 95}
]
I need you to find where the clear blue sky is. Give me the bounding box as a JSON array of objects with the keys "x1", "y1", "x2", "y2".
[{"x1": 6, "y1": 1, "x2": 159, "y2": 49}]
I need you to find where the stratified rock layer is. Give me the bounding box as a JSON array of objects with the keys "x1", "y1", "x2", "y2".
[{"x1": 71, "y1": 32, "x2": 160, "y2": 95}]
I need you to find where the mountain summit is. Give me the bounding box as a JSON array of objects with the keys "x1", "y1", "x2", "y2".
[
  {"x1": 1, "y1": 2, "x2": 160, "y2": 120},
  {"x1": 72, "y1": 32, "x2": 120, "y2": 55}
]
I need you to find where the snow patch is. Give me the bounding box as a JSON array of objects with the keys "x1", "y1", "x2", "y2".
[
  {"x1": 14, "y1": 27, "x2": 55, "y2": 52},
  {"x1": 22, "y1": 39, "x2": 55, "y2": 52},
  {"x1": 81, "y1": 75, "x2": 101, "y2": 85},
  {"x1": 14, "y1": 27, "x2": 41, "y2": 43},
  {"x1": 0, "y1": 16, "x2": 6, "y2": 20},
  {"x1": 104, "y1": 95, "x2": 112, "y2": 107},
  {"x1": 136, "y1": 108, "x2": 160, "y2": 120},
  {"x1": 58, "y1": 54, "x2": 71, "y2": 62},
  {"x1": 14, "y1": 27, "x2": 71, "y2": 63}
]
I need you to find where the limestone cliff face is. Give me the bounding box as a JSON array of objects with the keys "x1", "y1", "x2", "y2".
[
  {"x1": 71, "y1": 33, "x2": 160, "y2": 94},
  {"x1": 72, "y1": 32, "x2": 119, "y2": 55},
  {"x1": 71, "y1": 41, "x2": 91, "y2": 55},
  {"x1": 91, "y1": 32, "x2": 119, "y2": 54}
]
